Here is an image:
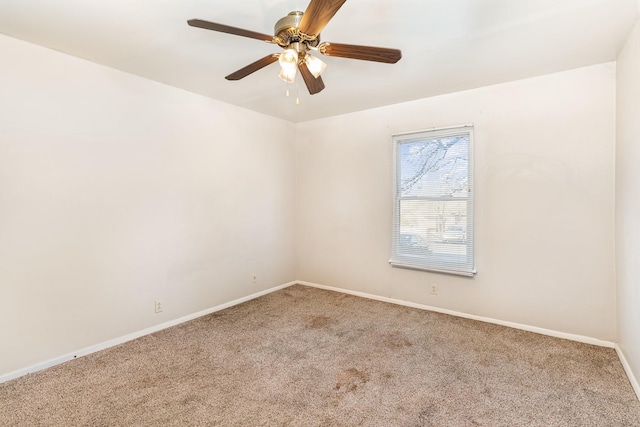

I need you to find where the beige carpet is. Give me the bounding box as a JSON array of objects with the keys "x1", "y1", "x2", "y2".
[{"x1": 1, "y1": 284, "x2": 639, "y2": 426}]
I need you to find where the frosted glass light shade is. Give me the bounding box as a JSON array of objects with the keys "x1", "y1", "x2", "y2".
[
  {"x1": 279, "y1": 68, "x2": 297, "y2": 83},
  {"x1": 305, "y1": 54, "x2": 327, "y2": 78},
  {"x1": 278, "y1": 49, "x2": 299, "y2": 72}
]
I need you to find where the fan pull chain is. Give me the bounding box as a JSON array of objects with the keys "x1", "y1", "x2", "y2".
[{"x1": 284, "y1": 83, "x2": 300, "y2": 105}]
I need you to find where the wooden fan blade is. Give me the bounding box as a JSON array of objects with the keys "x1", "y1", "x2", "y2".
[
  {"x1": 299, "y1": 62, "x2": 326, "y2": 95},
  {"x1": 319, "y1": 42, "x2": 402, "y2": 63},
  {"x1": 187, "y1": 19, "x2": 274, "y2": 42},
  {"x1": 225, "y1": 55, "x2": 279, "y2": 80},
  {"x1": 299, "y1": 0, "x2": 347, "y2": 36}
]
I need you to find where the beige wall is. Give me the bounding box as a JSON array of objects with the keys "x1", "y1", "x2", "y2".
[
  {"x1": 296, "y1": 63, "x2": 617, "y2": 341},
  {"x1": 616, "y1": 18, "x2": 640, "y2": 393},
  {"x1": 0, "y1": 35, "x2": 296, "y2": 377}
]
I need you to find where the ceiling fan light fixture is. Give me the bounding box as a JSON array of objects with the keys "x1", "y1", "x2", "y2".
[
  {"x1": 278, "y1": 48, "x2": 299, "y2": 73},
  {"x1": 305, "y1": 53, "x2": 327, "y2": 78},
  {"x1": 279, "y1": 67, "x2": 297, "y2": 83}
]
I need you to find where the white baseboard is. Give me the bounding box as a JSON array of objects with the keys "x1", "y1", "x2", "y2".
[
  {"x1": 297, "y1": 281, "x2": 616, "y2": 348},
  {"x1": 615, "y1": 344, "x2": 640, "y2": 401},
  {"x1": 0, "y1": 281, "x2": 297, "y2": 384}
]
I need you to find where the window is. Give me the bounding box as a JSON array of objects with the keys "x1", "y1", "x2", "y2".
[{"x1": 390, "y1": 125, "x2": 475, "y2": 276}]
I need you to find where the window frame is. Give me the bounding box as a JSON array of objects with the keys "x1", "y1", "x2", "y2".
[{"x1": 390, "y1": 124, "x2": 475, "y2": 276}]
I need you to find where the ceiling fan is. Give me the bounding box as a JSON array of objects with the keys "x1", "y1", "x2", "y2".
[{"x1": 187, "y1": 0, "x2": 402, "y2": 95}]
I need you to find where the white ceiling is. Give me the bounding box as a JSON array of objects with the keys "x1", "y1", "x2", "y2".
[{"x1": 0, "y1": 0, "x2": 637, "y2": 122}]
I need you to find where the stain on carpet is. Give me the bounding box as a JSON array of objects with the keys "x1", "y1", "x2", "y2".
[
  {"x1": 306, "y1": 315, "x2": 336, "y2": 329},
  {"x1": 180, "y1": 394, "x2": 201, "y2": 406},
  {"x1": 384, "y1": 331, "x2": 413, "y2": 348},
  {"x1": 334, "y1": 368, "x2": 371, "y2": 392},
  {"x1": 417, "y1": 404, "x2": 438, "y2": 425}
]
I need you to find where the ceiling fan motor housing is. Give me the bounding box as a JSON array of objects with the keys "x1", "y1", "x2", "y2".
[{"x1": 274, "y1": 11, "x2": 320, "y2": 49}]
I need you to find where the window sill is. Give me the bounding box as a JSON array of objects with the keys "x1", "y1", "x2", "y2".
[{"x1": 389, "y1": 260, "x2": 476, "y2": 277}]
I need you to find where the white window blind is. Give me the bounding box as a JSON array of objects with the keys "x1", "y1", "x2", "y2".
[{"x1": 390, "y1": 125, "x2": 475, "y2": 276}]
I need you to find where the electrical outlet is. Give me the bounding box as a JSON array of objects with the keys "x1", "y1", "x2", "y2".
[
  {"x1": 252, "y1": 273, "x2": 257, "y2": 283},
  {"x1": 155, "y1": 300, "x2": 163, "y2": 313},
  {"x1": 430, "y1": 284, "x2": 438, "y2": 295}
]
